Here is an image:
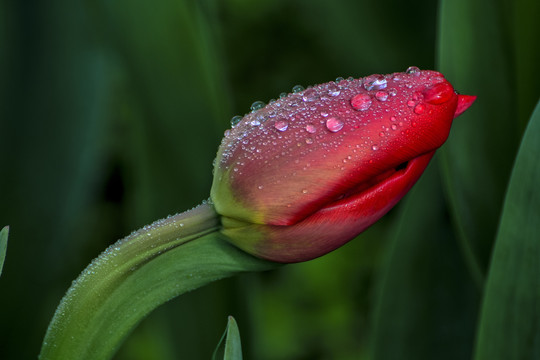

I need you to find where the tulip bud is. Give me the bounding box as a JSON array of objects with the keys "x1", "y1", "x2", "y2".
[{"x1": 211, "y1": 67, "x2": 476, "y2": 263}]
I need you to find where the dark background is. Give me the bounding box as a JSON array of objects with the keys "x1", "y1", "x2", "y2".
[{"x1": 1, "y1": 0, "x2": 538, "y2": 359}]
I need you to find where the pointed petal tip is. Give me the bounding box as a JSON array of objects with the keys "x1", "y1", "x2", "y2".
[{"x1": 454, "y1": 95, "x2": 477, "y2": 118}]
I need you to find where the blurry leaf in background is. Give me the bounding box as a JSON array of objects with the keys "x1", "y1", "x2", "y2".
[
  {"x1": 94, "y1": 0, "x2": 231, "y2": 224},
  {"x1": 0, "y1": 226, "x2": 8, "y2": 277},
  {"x1": 0, "y1": 1, "x2": 111, "y2": 358},
  {"x1": 212, "y1": 316, "x2": 243, "y2": 360},
  {"x1": 474, "y1": 100, "x2": 540, "y2": 360},
  {"x1": 437, "y1": 0, "x2": 540, "y2": 286},
  {"x1": 369, "y1": 161, "x2": 479, "y2": 360}
]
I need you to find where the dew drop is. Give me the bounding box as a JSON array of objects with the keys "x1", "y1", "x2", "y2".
[
  {"x1": 351, "y1": 94, "x2": 372, "y2": 111},
  {"x1": 292, "y1": 85, "x2": 304, "y2": 93},
  {"x1": 258, "y1": 185, "x2": 264, "y2": 190},
  {"x1": 388, "y1": 88, "x2": 398, "y2": 96},
  {"x1": 274, "y1": 120, "x2": 289, "y2": 132},
  {"x1": 305, "y1": 137, "x2": 314, "y2": 144},
  {"x1": 363, "y1": 75, "x2": 387, "y2": 91},
  {"x1": 279, "y1": 92, "x2": 288, "y2": 98},
  {"x1": 250, "y1": 101, "x2": 265, "y2": 111},
  {"x1": 335, "y1": 76, "x2": 344, "y2": 82},
  {"x1": 379, "y1": 132, "x2": 385, "y2": 137},
  {"x1": 302, "y1": 88, "x2": 318, "y2": 102},
  {"x1": 375, "y1": 91, "x2": 389, "y2": 102},
  {"x1": 372, "y1": 145, "x2": 379, "y2": 151},
  {"x1": 406, "y1": 66, "x2": 420, "y2": 75},
  {"x1": 305, "y1": 124, "x2": 317, "y2": 133},
  {"x1": 390, "y1": 116, "x2": 397, "y2": 122},
  {"x1": 391, "y1": 124, "x2": 398, "y2": 130},
  {"x1": 325, "y1": 117, "x2": 344, "y2": 132},
  {"x1": 422, "y1": 81, "x2": 454, "y2": 104},
  {"x1": 302, "y1": 189, "x2": 308, "y2": 194},
  {"x1": 320, "y1": 111, "x2": 329, "y2": 117},
  {"x1": 327, "y1": 83, "x2": 341, "y2": 97},
  {"x1": 412, "y1": 91, "x2": 423, "y2": 101},
  {"x1": 414, "y1": 103, "x2": 426, "y2": 114},
  {"x1": 230, "y1": 115, "x2": 243, "y2": 127},
  {"x1": 407, "y1": 100, "x2": 416, "y2": 107},
  {"x1": 250, "y1": 119, "x2": 261, "y2": 126}
]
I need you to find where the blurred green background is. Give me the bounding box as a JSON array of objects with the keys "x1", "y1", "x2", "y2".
[{"x1": 1, "y1": 0, "x2": 538, "y2": 359}]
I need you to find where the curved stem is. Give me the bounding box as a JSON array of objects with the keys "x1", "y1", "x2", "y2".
[{"x1": 39, "y1": 203, "x2": 278, "y2": 360}]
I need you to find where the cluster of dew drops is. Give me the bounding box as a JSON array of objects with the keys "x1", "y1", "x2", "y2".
[{"x1": 216, "y1": 66, "x2": 448, "y2": 179}]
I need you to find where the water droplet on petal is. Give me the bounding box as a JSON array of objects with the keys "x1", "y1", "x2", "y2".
[
  {"x1": 390, "y1": 116, "x2": 397, "y2": 122},
  {"x1": 375, "y1": 91, "x2": 389, "y2": 101},
  {"x1": 372, "y1": 145, "x2": 379, "y2": 151},
  {"x1": 407, "y1": 100, "x2": 416, "y2": 107},
  {"x1": 363, "y1": 75, "x2": 387, "y2": 91},
  {"x1": 305, "y1": 137, "x2": 313, "y2": 144},
  {"x1": 305, "y1": 124, "x2": 317, "y2": 133},
  {"x1": 231, "y1": 115, "x2": 243, "y2": 127},
  {"x1": 302, "y1": 88, "x2": 318, "y2": 102},
  {"x1": 406, "y1": 66, "x2": 420, "y2": 75},
  {"x1": 335, "y1": 76, "x2": 344, "y2": 82},
  {"x1": 379, "y1": 132, "x2": 385, "y2": 137},
  {"x1": 250, "y1": 101, "x2": 265, "y2": 111},
  {"x1": 292, "y1": 85, "x2": 304, "y2": 93},
  {"x1": 388, "y1": 88, "x2": 398, "y2": 96},
  {"x1": 351, "y1": 94, "x2": 372, "y2": 111},
  {"x1": 325, "y1": 117, "x2": 344, "y2": 132},
  {"x1": 274, "y1": 120, "x2": 289, "y2": 132},
  {"x1": 414, "y1": 103, "x2": 426, "y2": 114},
  {"x1": 422, "y1": 81, "x2": 454, "y2": 104},
  {"x1": 327, "y1": 83, "x2": 341, "y2": 96},
  {"x1": 250, "y1": 119, "x2": 261, "y2": 126},
  {"x1": 320, "y1": 111, "x2": 329, "y2": 117},
  {"x1": 391, "y1": 124, "x2": 398, "y2": 130},
  {"x1": 302, "y1": 189, "x2": 308, "y2": 194},
  {"x1": 279, "y1": 92, "x2": 288, "y2": 98},
  {"x1": 258, "y1": 185, "x2": 264, "y2": 190}
]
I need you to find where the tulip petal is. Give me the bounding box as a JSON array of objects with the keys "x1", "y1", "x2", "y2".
[
  {"x1": 213, "y1": 70, "x2": 461, "y2": 226},
  {"x1": 454, "y1": 95, "x2": 477, "y2": 118},
  {"x1": 221, "y1": 152, "x2": 434, "y2": 262}
]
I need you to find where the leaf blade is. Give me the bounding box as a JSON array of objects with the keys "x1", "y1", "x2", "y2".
[
  {"x1": 437, "y1": 0, "x2": 518, "y2": 286},
  {"x1": 213, "y1": 316, "x2": 243, "y2": 360},
  {"x1": 0, "y1": 226, "x2": 8, "y2": 277},
  {"x1": 474, "y1": 100, "x2": 540, "y2": 359}
]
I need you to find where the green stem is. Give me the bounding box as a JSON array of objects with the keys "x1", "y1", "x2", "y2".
[{"x1": 39, "y1": 203, "x2": 278, "y2": 360}]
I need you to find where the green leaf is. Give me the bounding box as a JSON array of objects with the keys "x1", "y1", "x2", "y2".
[
  {"x1": 213, "y1": 316, "x2": 243, "y2": 360},
  {"x1": 473, "y1": 100, "x2": 540, "y2": 360},
  {"x1": 40, "y1": 204, "x2": 278, "y2": 360},
  {"x1": 0, "y1": 226, "x2": 8, "y2": 277},
  {"x1": 437, "y1": 0, "x2": 519, "y2": 286}
]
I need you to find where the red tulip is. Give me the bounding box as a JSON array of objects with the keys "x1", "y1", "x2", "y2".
[{"x1": 211, "y1": 67, "x2": 476, "y2": 263}]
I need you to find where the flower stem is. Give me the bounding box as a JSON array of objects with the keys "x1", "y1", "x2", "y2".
[{"x1": 39, "y1": 203, "x2": 278, "y2": 360}]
